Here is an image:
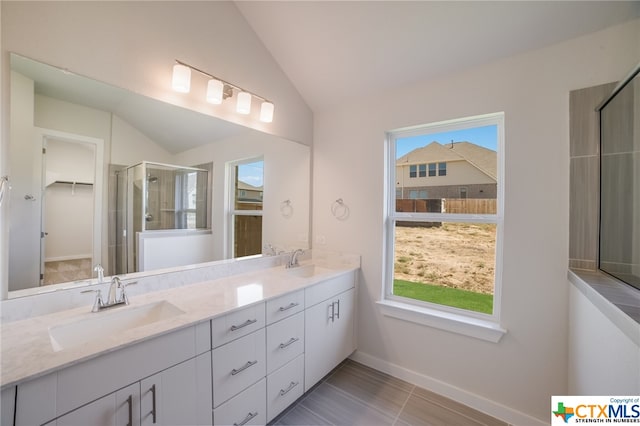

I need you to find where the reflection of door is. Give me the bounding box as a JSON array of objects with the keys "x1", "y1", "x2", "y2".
[{"x1": 41, "y1": 138, "x2": 96, "y2": 285}]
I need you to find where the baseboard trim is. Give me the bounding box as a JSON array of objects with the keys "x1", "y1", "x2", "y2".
[{"x1": 349, "y1": 350, "x2": 546, "y2": 426}]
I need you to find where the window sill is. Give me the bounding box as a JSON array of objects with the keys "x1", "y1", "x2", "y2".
[{"x1": 376, "y1": 299, "x2": 507, "y2": 343}]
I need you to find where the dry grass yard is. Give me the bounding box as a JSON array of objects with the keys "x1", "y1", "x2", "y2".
[{"x1": 394, "y1": 223, "x2": 496, "y2": 295}]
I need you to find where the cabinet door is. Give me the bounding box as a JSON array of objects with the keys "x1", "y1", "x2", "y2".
[
  {"x1": 54, "y1": 382, "x2": 138, "y2": 426},
  {"x1": 1, "y1": 386, "x2": 15, "y2": 426},
  {"x1": 141, "y1": 354, "x2": 212, "y2": 426},
  {"x1": 304, "y1": 288, "x2": 355, "y2": 391}
]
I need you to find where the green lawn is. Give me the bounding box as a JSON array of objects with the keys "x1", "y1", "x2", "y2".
[{"x1": 393, "y1": 279, "x2": 493, "y2": 314}]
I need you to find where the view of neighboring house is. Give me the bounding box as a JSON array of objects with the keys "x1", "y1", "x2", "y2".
[
  {"x1": 396, "y1": 141, "x2": 497, "y2": 200},
  {"x1": 236, "y1": 180, "x2": 264, "y2": 204}
]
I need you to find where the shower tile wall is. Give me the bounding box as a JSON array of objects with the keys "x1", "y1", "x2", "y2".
[{"x1": 569, "y1": 82, "x2": 616, "y2": 270}]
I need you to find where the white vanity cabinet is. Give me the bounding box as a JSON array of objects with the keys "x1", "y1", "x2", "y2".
[
  {"x1": 1, "y1": 386, "x2": 16, "y2": 426},
  {"x1": 50, "y1": 382, "x2": 139, "y2": 426},
  {"x1": 14, "y1": 323, "x2": 212, "y2": 426},
  {"x1": 304, "y1": 271, "x2": 356, "y2": 391}
]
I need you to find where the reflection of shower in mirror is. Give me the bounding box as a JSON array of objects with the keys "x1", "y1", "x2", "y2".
[{"x1": 117, "y1": 161, "x2": 211, "y2": 274}]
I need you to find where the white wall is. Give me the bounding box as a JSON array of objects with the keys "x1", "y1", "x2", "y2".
[
  {"x1": 1, "y1": 1, "x2": 312, "y2": 146},
  {"x1": 111, "y1": 115, "x2": 173, "y2": 166},
  {"x1": 568, "y1": 284, "x2": 640, "y2": 394},
  {"x1": 174, "y1": 131, "x2": 311, "y2": 260},
  {"x1": 8, "y1": 71, "x2": 39, "y2": 290},
  {"x1": 312, "y1": 19, "x2": 640, "y2": 423}
]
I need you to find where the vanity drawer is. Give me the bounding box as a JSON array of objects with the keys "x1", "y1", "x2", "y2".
[
  {"x1": 211, "y1": 302, "x2": 265, "y2": 348},
  {"x1": 265, "y1": 289, "x2": 304, "y2": 324},
  {"x1": 266, "y1": 354, "x2": 304, "y2": 422},
  {"x1": 213, "y1": 378, "x2": 266, "y2": 426},
  {"x1": 305, "y1": 270, "x2": 355, "y2": 307},
  {"x1": 266, "y1": 312, "x2": 304, "y2": 374},
  {"x1": 212, "y1": 328, "x2": 266, "y2": 408}
]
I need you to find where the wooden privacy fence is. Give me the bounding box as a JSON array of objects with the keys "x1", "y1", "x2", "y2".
[{"x1": 396, "y1": 198, "x2": 496, "y2": 214}]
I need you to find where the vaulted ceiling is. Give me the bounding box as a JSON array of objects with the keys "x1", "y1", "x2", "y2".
[{"x1": 236, "y1": 1, "x2": 640, "y2": 112}]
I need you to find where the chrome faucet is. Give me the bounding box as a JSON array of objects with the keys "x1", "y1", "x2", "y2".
[
  {"x1": 82, "y1": 276, "x2": 137, "y2": 312},
  {"x1": 286, "y1": 249, "x2": 305, "y2": 269},
  {"x1": 94, "y1": 264, "x2": 104, "y2": 284}
]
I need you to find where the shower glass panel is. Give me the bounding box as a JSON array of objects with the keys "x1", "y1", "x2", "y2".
[{"x1": 120, "y1": 161, "x2": 209, "y2": 274}]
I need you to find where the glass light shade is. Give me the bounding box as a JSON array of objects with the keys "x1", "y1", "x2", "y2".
[
  {"x1": 172, "y1": 64, "x2": 191, "y2": 93},
  {"x1": 237, "y1": 91, "x2": 252, "y2": 114},
  {"x1": 259, "y1": 101, "x2": 274, "y2": 123},
  {"x1": 206, "y1": 79, "x2": 224, "y2": 104}
]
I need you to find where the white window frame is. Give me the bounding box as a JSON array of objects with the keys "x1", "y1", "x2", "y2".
[
  {"x1": 379, "y1": 112, "x2": 506, "y2": 342},
  {"x1": 226, "y1": 157, "x2": 264, "y2": 259}
]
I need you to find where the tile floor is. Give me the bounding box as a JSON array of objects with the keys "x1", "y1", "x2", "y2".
[
  {"x1": 270, "y1": 359, "x2": 509, "y2": 426},
  {"x1": 44, "y1": 258, "x2": 92, "y2": 285}
]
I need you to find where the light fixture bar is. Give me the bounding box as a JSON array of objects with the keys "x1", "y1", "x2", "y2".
[{"x1": 174, "y1": 60, "x2": 272, "y2": 103}]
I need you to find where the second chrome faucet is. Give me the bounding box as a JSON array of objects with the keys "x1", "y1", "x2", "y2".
[{"x1": 83, "y1": 276, "x2": 137, "y2": 312}]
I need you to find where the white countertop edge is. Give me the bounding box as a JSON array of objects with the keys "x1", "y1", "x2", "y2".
[
  {"x1": 0, "y1": 261, "x2": 359, "y2": 389},
  {"x1": 568, "y1": 269, "x2": 640, "y2": 347},
  {"x1": 376, "y1": 299, "x2": 506, "y2": 343}
]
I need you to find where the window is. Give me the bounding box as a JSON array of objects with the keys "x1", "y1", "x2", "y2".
[
  {"x1": 409, "y1": 165, "x2": 417, "y2": 178},
  {"x1": 229, "y1": 158, "x2": 264, "y2": 258},
  {"x1": 384, "y1": 113, "x2": 504, "y2": 338},
  {"x1": 418, "y1": 164, "x2": 427, "y2": 177}
]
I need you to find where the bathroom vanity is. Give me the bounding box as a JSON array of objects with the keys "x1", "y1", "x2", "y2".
[{"x1": 0, "y1": 260, "x2": 358, "y2": 426}]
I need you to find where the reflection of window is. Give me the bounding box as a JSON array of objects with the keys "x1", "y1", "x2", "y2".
[
  {"x1": 230, "y1": 159, "x2": 264, "y2": 258},
  {"x1": 385, "y1": 112, "x2": 504, "y2": 329}
]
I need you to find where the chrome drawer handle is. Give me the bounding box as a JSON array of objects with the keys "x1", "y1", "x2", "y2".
[
  {"x1": 279, "y1": 381, "x2": 299, "y2": 397},
  {"x1": 234, "y1": 411, "x2": 258, "y2": 426},
  {"x1": 278, "y1": 337, "x2": 299, "y2": 349},
  {"x1": 230, "y1": 318, "x2": 257, "y2": 331},
  {"x1": 278, "y1": 302, "x2": 299, "y2": 312},
  {"x1": 231, "y1": 360, "x2": 258, "y2": 376}
]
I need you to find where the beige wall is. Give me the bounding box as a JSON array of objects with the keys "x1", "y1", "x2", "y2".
[
  {"x1": 1, "y1": 1, "x2": 312, "y2": 145},
  {"x1": 312, "y1": 18, "x2": 640, "y2": 423}
]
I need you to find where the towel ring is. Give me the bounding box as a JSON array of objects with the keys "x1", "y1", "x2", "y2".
[
  {"x1": 0, "y1": 176, "x2": 9, "y2": 206},
  {"x1": 280, "y1": 199, "x2": 293, "y2": 218},
  {"x1": 331, "y1": 198, "x2": 349, "y2": 220}
]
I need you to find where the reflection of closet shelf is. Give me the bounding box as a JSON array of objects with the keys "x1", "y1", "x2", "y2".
[
  {"x1": 160, "y1": 209, "x2": 176, "y2": 212},
  {"x1": 53, "y1": 180, "x2": 94, "y2": 186}
]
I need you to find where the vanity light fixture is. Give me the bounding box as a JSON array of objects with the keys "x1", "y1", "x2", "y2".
[
  {"x1": 172, "y1": 60, "x2": 274, "y2": 122},
  {"x1": 171, "y1": 63, "x2": 191, "y2": 93},
  {"x1": 260, "y1": 101, "x2": 275, "y2": 123}
]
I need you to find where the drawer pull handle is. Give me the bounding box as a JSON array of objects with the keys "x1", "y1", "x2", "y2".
[
  {"x1": 231, "y1": 360, "x2": 258, "y2": 375},
  {"x1": 126, "y1": 395, "x2": 133, "y2": 426},
  {"x1": 150, "y1": 384, "x2": 157, "y2": 424},
  {"x1": 334, "y1": 299, "x2": 340, "y2": 319},
  {"x1": 279, "y1": 337, "x2": 300, "y2": 349},
  {"x1": 230, "y1": 318, "x2": 257, "y2": 331},
  {"x1": 234, "y1": 411, "x2": 258, "y2": 426},
  {"x1": 279, "y1": 381, "x2": 299, "y2": 397},
  {"x1": 278, "y1": 302, "x2": 299, "y2": 312}
]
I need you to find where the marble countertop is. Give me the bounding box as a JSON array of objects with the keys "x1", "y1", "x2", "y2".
[{"x1": 1, "y1": 262, "x2": 357, "y2": 389}]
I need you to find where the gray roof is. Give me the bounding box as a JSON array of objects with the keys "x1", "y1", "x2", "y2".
[{"x1": 397, "y1": 141, "x2": 496, "y2": 180}]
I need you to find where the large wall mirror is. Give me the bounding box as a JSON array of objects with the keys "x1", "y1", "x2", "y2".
[{"x1": 6, "y1": 53, "x2": 310, "y2": 299}]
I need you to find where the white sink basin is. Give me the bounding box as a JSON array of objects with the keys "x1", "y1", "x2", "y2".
[
  {"x1": 49, "y1": 301, "x2": 185, "y2": 352},
  {"x1": 284, "y1": 264, "x2": 332, "y2": 278}
]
